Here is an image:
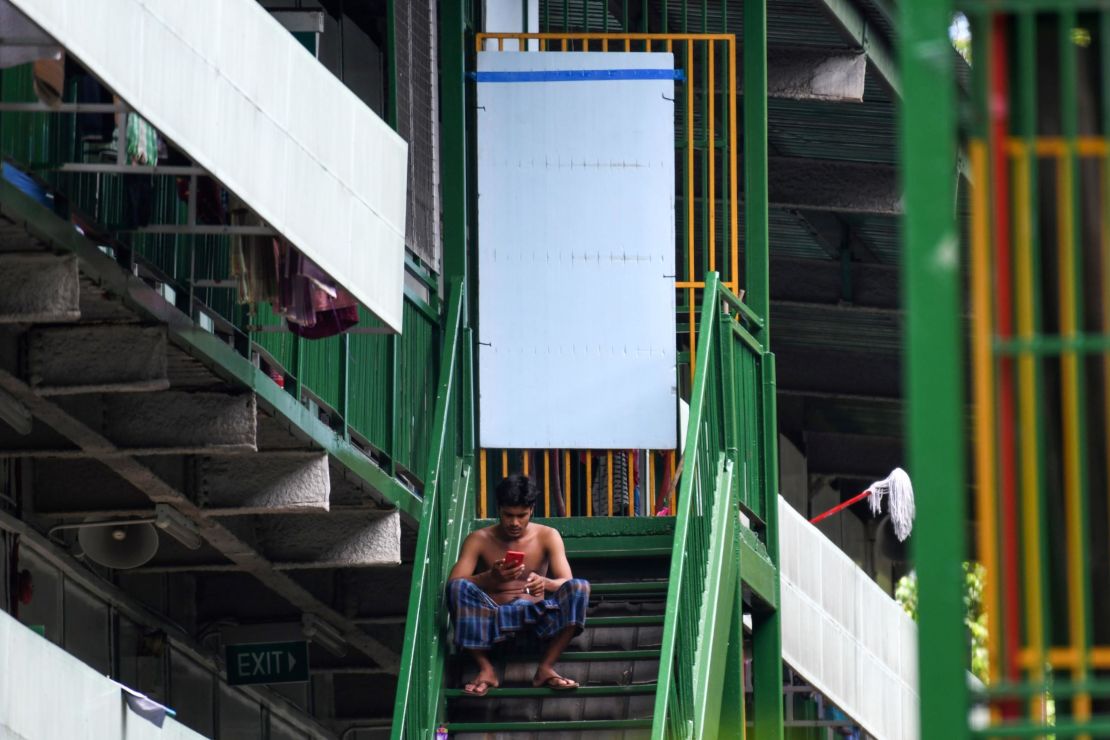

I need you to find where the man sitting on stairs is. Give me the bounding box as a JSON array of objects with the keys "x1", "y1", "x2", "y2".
[{"x1": 446, "y1": 473, "x2": 591, "y2": 697}]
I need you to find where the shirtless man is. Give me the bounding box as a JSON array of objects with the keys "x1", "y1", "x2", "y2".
[{"x1": 446, "y1": 474, "x2": 591, "y2": 697}]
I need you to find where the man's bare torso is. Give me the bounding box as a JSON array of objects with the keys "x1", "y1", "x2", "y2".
[{"x1": 473, "y1": 524, "x2": 552, "y2": 605}]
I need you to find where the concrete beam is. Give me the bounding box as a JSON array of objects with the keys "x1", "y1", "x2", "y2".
[
  {"x1": 30, "y1": 459, "x2": 152, "y2": 515},
  {"x1": 0, "y1": 253, "x2": 80, "y2": 323},
  {"x1": 767, "y1": 48, "x2": 866, "y2": 102},
  {"x1": 0, "y1": 366, "x2": 398, "y2": 668},
  {"x1": 58, "y1": 392, "x2": 257, "y2": 455},
  {"x1": 812, "y1": 0, "x2": 900, "y2": 97},
  {"x1": 790, "y1": 209, "x2": 881, "y2": 263},
  {"x1": 196, "y1": 452, "x2": 331, "y2": 516},
  {"x1": 803, "y1": 430, "x2": 903, "y2": 479},
  {"x1": 769, "y1": 256, "x2": 898, "y2": 309},
  {"x1": 775, "y1": 347, "x2": 901, "y2": 399},
  {"x1": 239, "y1": 511, "x2": 401, "y2": 569},
  {"x1": 28, "y1": 325, "x2": 169, "y2": 395},
  {"x1": 769, "y1": 157, "x2": 900, "y2": 215},
  {"x1": 133, "y1": 512, "x2": 401, "y2": 570}
]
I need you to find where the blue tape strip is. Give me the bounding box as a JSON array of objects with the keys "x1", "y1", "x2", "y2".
[{"x1": 472, "y1": 69, "x2": 684, "y2": 83}]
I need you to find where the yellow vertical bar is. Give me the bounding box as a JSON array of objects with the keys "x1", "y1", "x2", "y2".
[
  {"x1": 666, "y1": 39, "x2": 673, "y2": 53},
  {"x1": 523, "y1": 450, "x2": 530, "y2": 477},
  {"x1": 498, "y1": 37, "x2": 504, "y2": 51},
  {"x1": 564, "y1": 450, "x2": 572, "y2": 517},
  {"x1": 687, "y1": 40, "x2": 697, "y2": 377},
  {"x1": 586, "y1": 453, "x2": 593, "y2": 517},
  {"x1": 728, "y1": 39, "x2": 739, "y2": 293},
  {"x1": 1103, "y1": 158, "x2": 1110, "y2": 607},
  {"x1": 970, "y1": 139, "x2": 1002, "y2": 684},
  {"x1": 625, "y1": 37, "x2": 631, "y2": 52},
  {"x1": 607, "y1": 450, "x2": 615, "y2": 517},
  {"x1": 1057, "y1": 153, "x2": 1089, "y2": 722},
  {"x1": 602, "y1": 38, "x2": 608, "y2": 51},
  {"x1": 544, "y1": 451, "x2": 551, "y2": 517},
  {"x1": 480, "y1": 449, "x2": 488, "y2": 518},
  {"x1": 708, "y1": 40, "x2": 716, "y2": 274},
  {"x1": 501, "y1": 449, "x2": 508, "y2": 478},
  {"x1": 627, "y1": 451, "x2": 636, "y2": 516},
  {"x1": 561, "y1": 38, "x2": 568, "y2": 51},
  {"x1": 1013, "y1": 145, "x2": 1045, "y2": 695}
]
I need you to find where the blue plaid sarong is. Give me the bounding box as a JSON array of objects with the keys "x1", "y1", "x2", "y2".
[{"x1": 446, "y1": 578, "x2": 590, "y2": 650}]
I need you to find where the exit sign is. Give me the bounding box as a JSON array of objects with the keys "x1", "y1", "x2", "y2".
[{"x1": 225, "y1": 641, "x2": 309, "y2": 686}]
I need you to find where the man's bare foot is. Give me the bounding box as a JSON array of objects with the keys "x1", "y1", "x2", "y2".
[
  {"x1": 462, "y1": 670, "x2": 499, "y2": 697},
  {"x1": 532, "y1": 665, "x2": 579, "y2": 691}
]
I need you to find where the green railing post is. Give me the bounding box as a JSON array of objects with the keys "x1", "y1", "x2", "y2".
[
  {"x1": 743, "y1": 0, "x2": 770, "y2": 331},
  {"x1": 390, "y1": 279, "x2": 469, "y2": 739},
  {"x1": 750, "y1": 351, "x2": 782, "y2": 740},
  {"x1": 901, "y1": 1, "x2": 968, "y2": 739},
  {"x1": 440, "y1": 0, "x2": 469, "y2": 285}
]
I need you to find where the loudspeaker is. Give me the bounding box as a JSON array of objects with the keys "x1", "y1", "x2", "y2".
[
  {"x1": 78, "y1": 520, "x2": 159, "y2": 570},
  {"x1": 877, "y1": 515, "x2": 910, "y2": 563}
]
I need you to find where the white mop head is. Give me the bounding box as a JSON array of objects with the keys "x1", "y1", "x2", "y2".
[{"x1": 867, "y1": 467, "x2": 915, "y2": 541}]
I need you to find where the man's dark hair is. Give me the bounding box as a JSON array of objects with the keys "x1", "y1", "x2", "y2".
[{"x1": 495, "y1": 474, "x2": 539, "y2": 509}]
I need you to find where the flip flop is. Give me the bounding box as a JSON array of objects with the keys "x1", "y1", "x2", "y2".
[
  {"x1": 532, "y1": 674, "x2": 579, "y2": 691},
  {"x1": 462, "y1": 678, "x2": 498, "y2": 697}
]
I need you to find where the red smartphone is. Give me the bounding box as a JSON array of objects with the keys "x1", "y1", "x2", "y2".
[{"x1": 503, "y1": 550, "x2": 525, "y2": 568}]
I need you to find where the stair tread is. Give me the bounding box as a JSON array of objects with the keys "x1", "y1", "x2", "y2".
[
  {"x1": 447, "y1": 719, "x2": 653, "y2": 732},
  {"x1": 589, "y1": 581, "x2": 668, "y2": 594},
  {"x1": 446, "y1": 683, "x2": 656, "y2": 699},
  {"x1": 587, "y1": 614, "x2": 665, "y2": 626},
  {"x1": 558, "y1": 649, "x2": 660, "y2": 661}
]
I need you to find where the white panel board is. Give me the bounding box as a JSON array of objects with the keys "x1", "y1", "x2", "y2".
[
  {"x1": 477, "y1": 52, "x2": 677, "y2": 449},
  {"x1": 482, "y1": 0, "x2": 539, "y2": 50},
  {"x1": 10, "y1": 0, "x2": 408, "y2": 332},
  {"x1": 0, "y1": 608, "x2": 207, "y2": 740},
  {"x1": 778, "y1": 497, "x2": 920, "y2": 740}
]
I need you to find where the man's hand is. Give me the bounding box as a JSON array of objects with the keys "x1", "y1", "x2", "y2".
[
  {"x1": 491, "y1": 559, "x2": 525, "y2": 583},
  {"x1": 523, "y1": 572, "x2": 546, "y2": 597}
]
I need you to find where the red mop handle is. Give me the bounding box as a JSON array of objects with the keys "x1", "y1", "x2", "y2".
[{"x1": 809, "y1": 489, "x2": 869, "y2": 525}]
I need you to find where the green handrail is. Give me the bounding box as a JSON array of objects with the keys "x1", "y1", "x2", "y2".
[
  {"x1": 652, "y1": 272, "x2": 773, "y2": 739},
  {"x1": 390, "y1": 279, "x2": 474, "y2": 740}
]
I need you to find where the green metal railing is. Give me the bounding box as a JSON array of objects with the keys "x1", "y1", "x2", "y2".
[
  {"x1": 0, "y1": 65, "x2": 441, "y2": 485},
  {"x1": 389, "y1": 279, "x2": 475, "y2": 740},
  {"x1": 653, "y1": 272, "x2": 780, "y2": 740}
]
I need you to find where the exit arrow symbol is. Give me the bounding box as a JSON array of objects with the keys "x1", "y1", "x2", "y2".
[{"x1": 288, "y1": 652, "x2": 296, "y2": 671}]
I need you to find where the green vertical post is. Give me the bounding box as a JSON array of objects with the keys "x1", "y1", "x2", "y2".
[
  {"x1": 901, "y1": 1, "x2": 968, "y2": 739},
  {"x1": 439, "y1": 1, "x2": 469, "y2": 286},
  {"x1": 386, "y1": 0, "x2": 398, "y2": 128},
  {"x1": 339, "y1": 334, "x2": 350, "y2": 441},
  {"x1": 751, "y1": 352, "x2": 782, "y2": 740},
  {"x1": 743, "y1": 0, "x2": 770, "y2": 335}
]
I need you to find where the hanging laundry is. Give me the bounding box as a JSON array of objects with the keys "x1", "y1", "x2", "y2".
[
  {"x1": 126, "y1": 113, "x2": 158, "y2": 166},
  {"x1": 271, "y1": 245, "x2": 360, "y2": 340},
  {"x1": 31, "y1": 56, "x2": 64, "y2": 107}
]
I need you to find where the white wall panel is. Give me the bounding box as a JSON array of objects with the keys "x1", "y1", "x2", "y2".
[
  {"x1": 10, "y1": 0, "x2": 408, "y2": 332},
  {"x1": 779, "y1": 496, "x2": 920, "y2": 740},
  {"x1": 476, "y1": 51, "x2": 677, "y2": 449},
  {"x1": 0, "y1": 608, "x2": 207, "y2": 740}
]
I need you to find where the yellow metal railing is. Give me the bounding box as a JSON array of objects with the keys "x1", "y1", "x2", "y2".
[{"x1": 475, "y1": 32, "x2": 739, "y2": 518}]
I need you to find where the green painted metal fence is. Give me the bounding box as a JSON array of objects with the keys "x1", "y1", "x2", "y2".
[
  {"x1": 906, "y1": 1, "x2": 1110, "y2": 737},
  {"x1": 389, "y1": 279, "x2": 474, "y2": 740},
  {"x1": 0, "y1": 65, "x2": 441, "y2": 485},
  {"x1": 653, "y1": 272, "x2": 781, "y2": 740}
]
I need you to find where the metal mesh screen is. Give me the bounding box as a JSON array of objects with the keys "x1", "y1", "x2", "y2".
[{"x1": 394, "y1": 0, "x2": 441, "y2": 272}]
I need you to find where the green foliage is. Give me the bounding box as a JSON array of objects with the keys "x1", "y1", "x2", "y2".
[{"x1": 895, "y1": 562, "x2": 988, "y2": 683}]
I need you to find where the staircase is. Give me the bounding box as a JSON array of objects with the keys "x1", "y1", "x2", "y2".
[
  {"x1": 444, "y1": 522, "x2": 673, "y2": 738},
  {"x1": 391, "y1": 275, "x2": 784, "y2": 739}
]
